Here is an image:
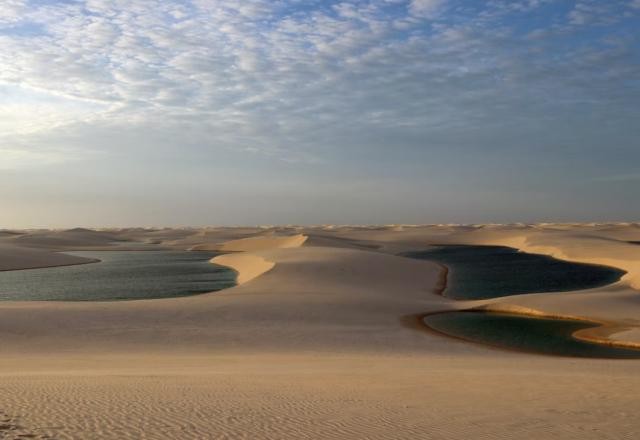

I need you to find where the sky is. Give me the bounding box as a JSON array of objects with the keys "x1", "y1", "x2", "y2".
[{"x1": 0, "y1": 0, "x2": 639, "y2": 228}]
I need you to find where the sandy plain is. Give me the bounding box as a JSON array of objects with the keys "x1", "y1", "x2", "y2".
[{"x1": 0, "y1": 224, "x2": 639, "y2": 439}]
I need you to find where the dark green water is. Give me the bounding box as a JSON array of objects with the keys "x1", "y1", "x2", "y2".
[
  {"x1": 424, "y1": 311, "x2": 640, "y2": 359},
  {"x1": 404, "y1": 245, "x2": 625, "y2": 300},
  {"x1": 0, "y1": 251, "x2": 236, "y2": 301}
]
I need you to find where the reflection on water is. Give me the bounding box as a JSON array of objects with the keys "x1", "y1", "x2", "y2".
[
  {"x1": 0, "y1": 251, "x2": 236, "y2": 301},
  {"x1": 404, "y1": 245, "x2": 625, "y2": 300},
  {"x1": 424, "y1": 311, "x2": 640, "y2": 358}
]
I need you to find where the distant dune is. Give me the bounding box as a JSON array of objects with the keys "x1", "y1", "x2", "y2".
[
  {"x1": 191, "y1": 233, "x2": 307, "y2": 252},
  {"x1": 0, "y1": 243, "x2": 97, "y2": 271},
  {"x1": 9, "y1": 228, "x2": 125, "y2": 249}
]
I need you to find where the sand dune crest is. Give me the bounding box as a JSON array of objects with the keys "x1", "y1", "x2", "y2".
[
  {"x1": 211, "y1": 253, "x2": 275, "y2": 285},
  {"x1": 214, "y1": 234, "x2": 307, "y2": 252}
]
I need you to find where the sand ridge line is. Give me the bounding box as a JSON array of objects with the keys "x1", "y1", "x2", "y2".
[
  {"x1": 211, "y1": 253, "x2": 275, "y2": 285},
  {"x1": 208, "y1": 234, "x2": 308, "y2": 285},
  {"x1": 192, "y1": 233, "x2": 308, "y2": 252}
]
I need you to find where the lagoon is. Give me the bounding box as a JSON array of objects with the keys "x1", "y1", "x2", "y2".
[
  {"x1": 424, "y1": 311, "x2": 640, "y2": 358},
  {"x1": 404, "y1": 245, "x2": 625, "y2": 300},
  {"x1": 0, "y1": 250, "x2": 236, "y2": 301}
]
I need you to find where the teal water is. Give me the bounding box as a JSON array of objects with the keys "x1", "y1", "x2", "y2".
[
  {"x1": 424, "y1": 311, "x2": 640, "y2": 359},
  {"x1": 404, "y1": 245, "x2": 625, "y2": 300},
  {"x1": 0, "y1": 251, "x2": 236, "y2": 301}
]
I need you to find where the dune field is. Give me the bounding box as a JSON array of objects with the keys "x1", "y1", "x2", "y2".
[{"x1": 1, "y1": 224, "x2": 640, "y2": 439}]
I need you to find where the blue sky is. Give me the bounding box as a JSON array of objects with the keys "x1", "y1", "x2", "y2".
[{"x1": 0, "y1": 0, "x2": 639, "y2": 227}]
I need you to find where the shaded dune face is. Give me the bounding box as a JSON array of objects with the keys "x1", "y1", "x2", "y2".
[
  {"x1": 424, "y1": 311, "x2": 640, "y2": 359},
  {"x1": 403, "y1": 245, "x2": 626, "y2": 300}
]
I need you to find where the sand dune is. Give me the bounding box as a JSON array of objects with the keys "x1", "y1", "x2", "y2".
[
  {"x1": 0, "y1": 243, "x2": 97, "y2": 271},
  {"x1": 0, "y1": 230, "x2": 23, "y2": 237},
  {"x1": 191, "y1": 233, "x2": 307, "y2": 252},
  {"x1": 1, "y1": 224, "x2": 640, "y2": 439},
  {"x1": 9, "y1": 228, "x2": 124, "y2": 249},
  {"x1": 214, "y1": 233, "x2": 308, "y2": 251},
  {"x1": 211, "y1": 253, "x2": 275, "y2": 284}
]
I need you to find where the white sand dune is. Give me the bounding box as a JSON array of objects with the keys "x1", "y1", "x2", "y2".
[
  {"x1": 211, "y1": 253, "x2": 275, "y2": 284},
  {"x1": 1, "y1": 224, "x2": 640, "y2": 439},
  {"x1": 191, "y1": 233, "x2": 307, "y2": 252}
]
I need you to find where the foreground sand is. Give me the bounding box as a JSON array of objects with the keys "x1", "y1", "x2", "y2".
[
  {"x1": 3, "y1": 355, "x2": 639, "y2": 439},
  {"x1": 0, "y1": 224, "x2": 639, "y2": 439}
]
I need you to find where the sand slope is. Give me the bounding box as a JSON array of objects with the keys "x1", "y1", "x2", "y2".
[
  {"x1": 9, "y1": 228, "x2": 124, "y2": 249},
  {"x1": 211, "y1": 253, "x2": 275, "y2": 285},
  {"x1": 0, "y1": 243, "x2": 97, "y2": 271},
  {"x1": 191, "y1": 233, "x2": 307, "y2": 252}
]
